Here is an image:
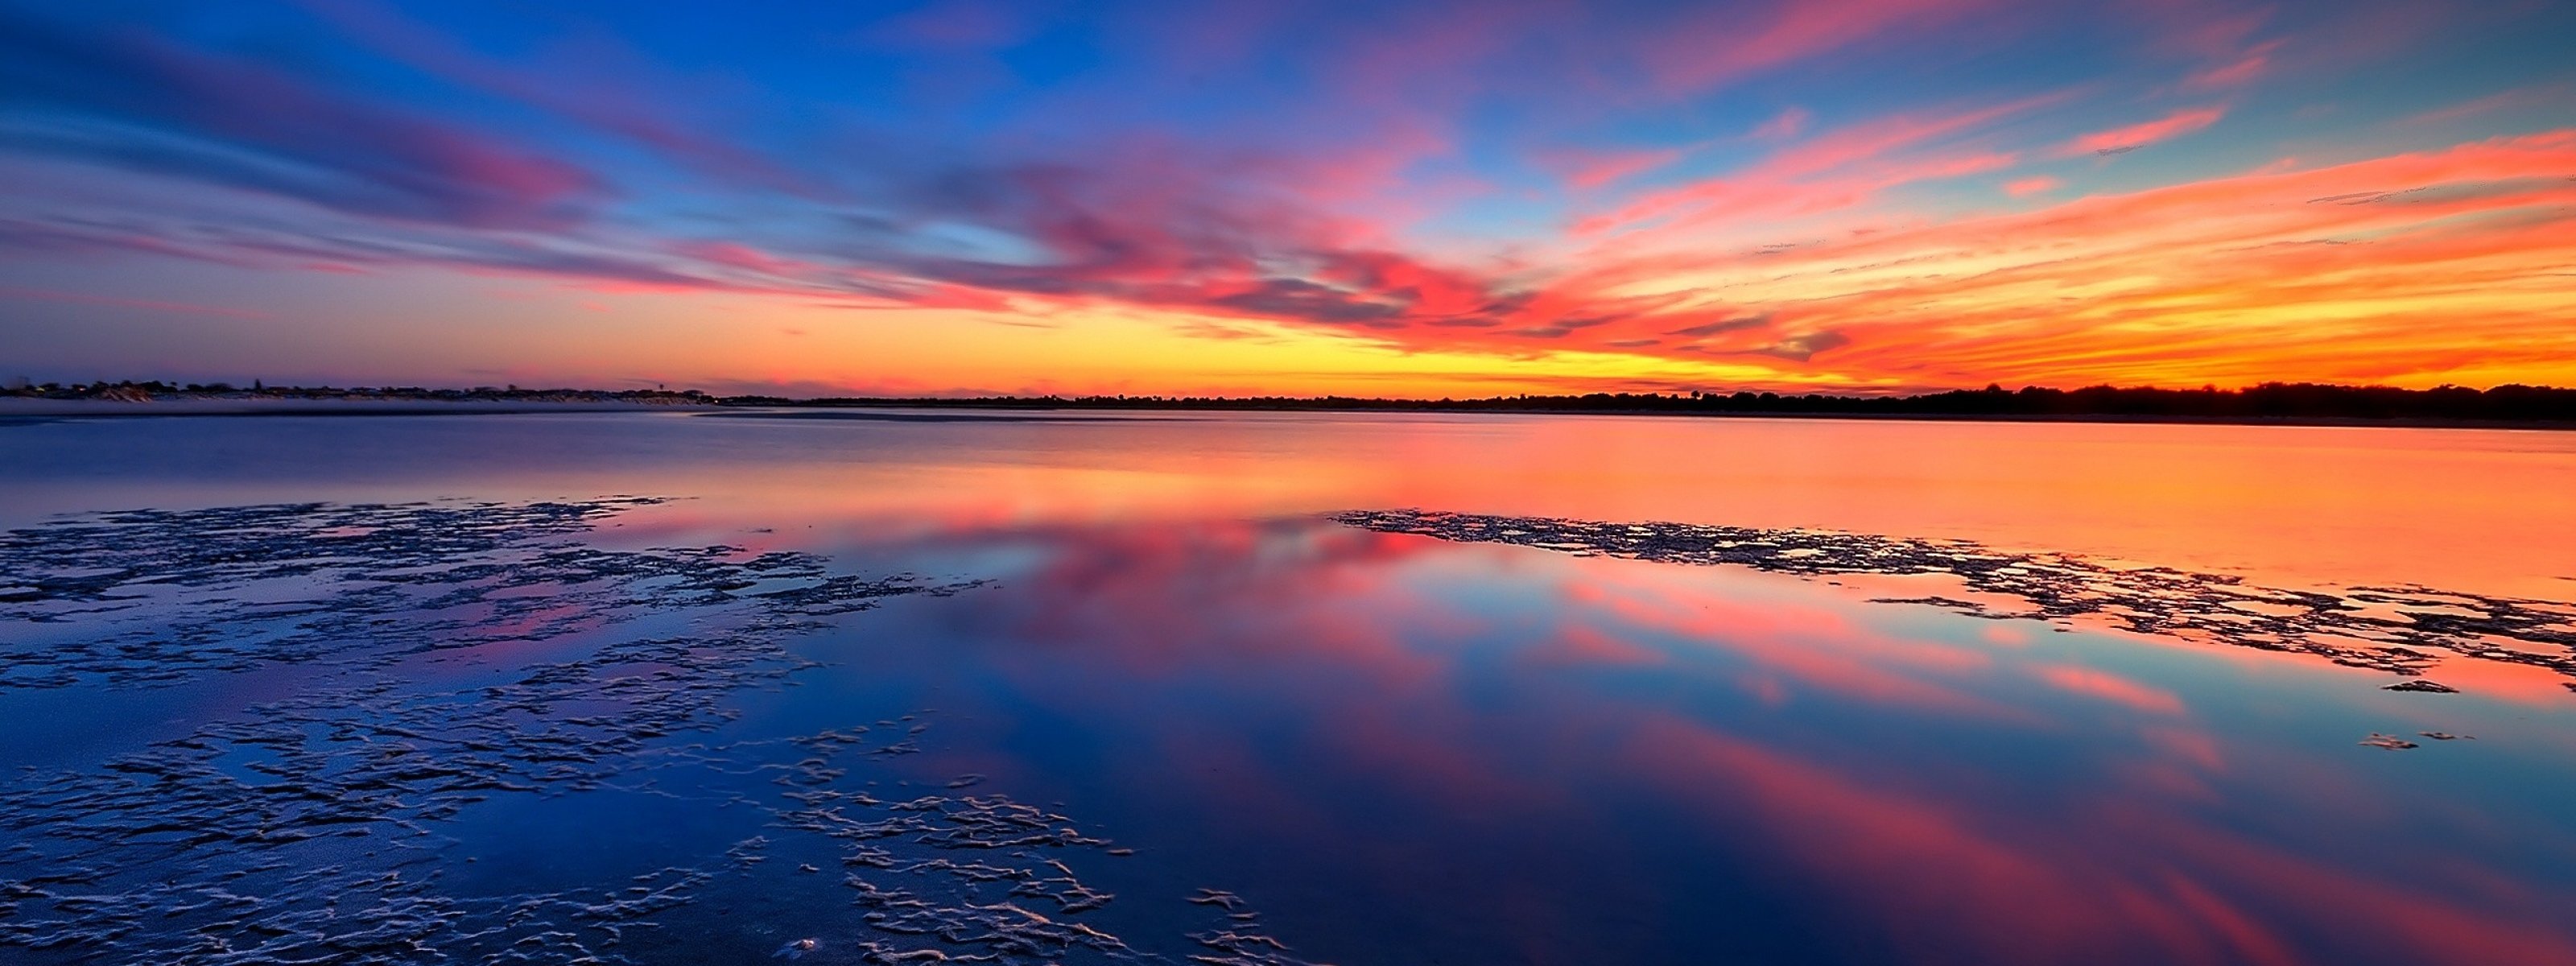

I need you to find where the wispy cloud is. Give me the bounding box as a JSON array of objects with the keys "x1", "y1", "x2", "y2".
[
  {"x1": 2004, "y1": 176, "x2": 2062, "y2": 196},
  {"x1": 0, "y1": 9, "x2": 603, "y2": 229},
  {"x1": 2060, "y1": 107, "x2": 2227, "y2": 157}
]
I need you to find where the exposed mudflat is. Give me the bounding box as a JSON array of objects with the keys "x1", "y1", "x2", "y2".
[
  {"x1": 1334, "y1": 509, "x2": 2576, "y2": 691},
  {"x1": 0, "y1": 500, "x2": 1318, "y2": 965}
]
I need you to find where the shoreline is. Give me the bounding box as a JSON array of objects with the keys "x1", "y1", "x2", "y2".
[
  {"x1": 0, "y1": 398, "x2": 717, "y2": 419},
  {"x1": 6, "y1": 396, "x2": 2573, "y2": 431}
]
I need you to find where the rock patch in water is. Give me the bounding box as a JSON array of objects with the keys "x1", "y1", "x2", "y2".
[
  {"x1": 0, "y1": 499, "x2": 1323, "y2": 965},
  {"x1": 1335, "y1": 509, "x2": 2576, "y2": 693}
]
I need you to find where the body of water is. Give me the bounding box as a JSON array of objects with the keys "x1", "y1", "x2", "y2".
[{"x1": 3, "y1": 410, "x2": 2573, "y2": 965}]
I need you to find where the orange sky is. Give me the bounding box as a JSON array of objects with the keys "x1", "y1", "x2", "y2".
[{"x1": 3, "y1": 1, "x2": 2573, "y2": 395}]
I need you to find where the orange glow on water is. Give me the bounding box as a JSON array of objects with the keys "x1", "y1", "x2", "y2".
[{"x1": 39, "y1": 411, "x2": 2545, "y2": 600}]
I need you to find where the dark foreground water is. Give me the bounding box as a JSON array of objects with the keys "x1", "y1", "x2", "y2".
[{"x1": 2, "y1": 409, "x2": 2574, "y2": 965}]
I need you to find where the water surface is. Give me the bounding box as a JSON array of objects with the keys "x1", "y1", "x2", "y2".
[{"x1": 2, "y1": 410, "x2": 2573, "y2": 965}]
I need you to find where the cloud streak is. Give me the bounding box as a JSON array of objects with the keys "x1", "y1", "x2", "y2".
[
  {"x1": 2061, "y1": 107, "x2": 2227, "y2": 157},
  {"x1": 0, "y1": 8, "x2": 604, "y2": 229}
]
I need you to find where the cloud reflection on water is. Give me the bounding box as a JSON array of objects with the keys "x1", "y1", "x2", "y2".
[{"x1": 813, "y1": 514, "x2": 2576, "y2": 965}]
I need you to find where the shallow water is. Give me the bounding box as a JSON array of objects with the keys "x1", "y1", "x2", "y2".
[{"x1": 2, "y1": 410, "x2": 2574, "y2": 965}]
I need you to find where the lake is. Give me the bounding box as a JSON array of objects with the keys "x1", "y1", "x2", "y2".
[{"x1": 3, "y1": 409, "x2": 2574, "y2": 965}]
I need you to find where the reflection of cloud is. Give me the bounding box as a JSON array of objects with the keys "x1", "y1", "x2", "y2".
[
  {"x1": 1622, "y1": 714, "x2": 2576, "y2": 965},
  {"x1": 2034, "y1": 665, "x2": 2186, "y2": 714},
  {"x1": 844, "y1": 516, "x2": 2576, "y2": 965},
  {"x1": 1566, "y1": 572, "x2": 2019, "y2": 720}
]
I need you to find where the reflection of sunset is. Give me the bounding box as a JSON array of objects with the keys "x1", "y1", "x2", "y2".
[
  {"x1": 807, "y1": 511, "x2": 2576, "y2": 966},
  {"x1": 321, "y1": 413, "x2": 2568, "y2": 600},
  {"x1": 5, "y1": 409, "x2": 2573, "y2": 965}
]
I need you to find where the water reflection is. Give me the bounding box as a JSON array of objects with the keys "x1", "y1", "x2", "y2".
[
  {"x1": 6, "y1": 411, "x2": 2574, "y2": 597},
  {"x1": 2, "y1": 413, "x2": 2573, "y2": 964},
  {"x1": 811, "y1": 515, "x2": 2576, "y2": 966}
]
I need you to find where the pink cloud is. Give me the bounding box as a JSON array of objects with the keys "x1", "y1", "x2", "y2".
[
  {"x1": 1644, "y1": 0, "x2": 2003, "y2": 93},
  {"x1": 2185, "y1": 40, "x2": 2280, "y2": 91},
  {"x1": 2005, "y1": 175, "x2": 2062, "y2": 196},
  {"x1": 298, "y1": 0, "x2": 834, "y2": 200},
  {"x1": 1578, "y1": 94, "x2": 2061, "y2": 234},
  {"x1": 2062, "y1": 106, "x2": 2227, "y2": 156},
  {"x1": 1588, "y1": 130, "x2": 2576, "y2": 386},
  {"x1": 1751, "y1": 106, "x2": 1813, "y2": 140},
  {"x1": 1551, "y1": 147, "x2": 1690, "y2": 190},
  {"x1": 2401, "y1": 83, "x2": 2576, "y2": 127},
  {"x1": 667, "y1": 240, "x2": 819, "y2": 278}
]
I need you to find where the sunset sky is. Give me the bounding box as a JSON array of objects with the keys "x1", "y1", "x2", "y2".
[{"x1": 3, "y1": 0, "x2": 2572, "y2": 396}]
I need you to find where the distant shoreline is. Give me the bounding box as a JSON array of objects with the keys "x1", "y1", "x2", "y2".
[
  {"x1": 7, "y1": 388, "x2": 2576, "y2": 431},
  {"x1": 0, "y1": 398, "x2": 710, "y2": 419}
]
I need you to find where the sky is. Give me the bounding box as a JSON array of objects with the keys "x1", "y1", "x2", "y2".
[{"x1": 2, "y1": 0, "x2": 2573, "y2": 397}]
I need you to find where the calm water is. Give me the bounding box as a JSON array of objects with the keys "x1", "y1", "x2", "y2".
[{"x1": 3, "y1": 410, "x2": 2574, "y2": 965}]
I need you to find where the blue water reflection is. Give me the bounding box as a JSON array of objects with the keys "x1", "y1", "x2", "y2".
[
  {"x1": 771, "y1": 517, "x2": 2576, "y2": 965},
  {"x1": 2, "y1": 411, "x2": 2573, "y2": 965}
]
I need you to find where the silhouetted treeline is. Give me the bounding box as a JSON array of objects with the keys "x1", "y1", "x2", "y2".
[
  {"x1": 16, "y1": 380, "x2": 2576, "y2": 425},
  {"x1": 746, "y1": 382, "x2": 2576, "y2": 423},
  {"x1": 5, "y1": 380, "x2": 710, "y2": 405}
]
